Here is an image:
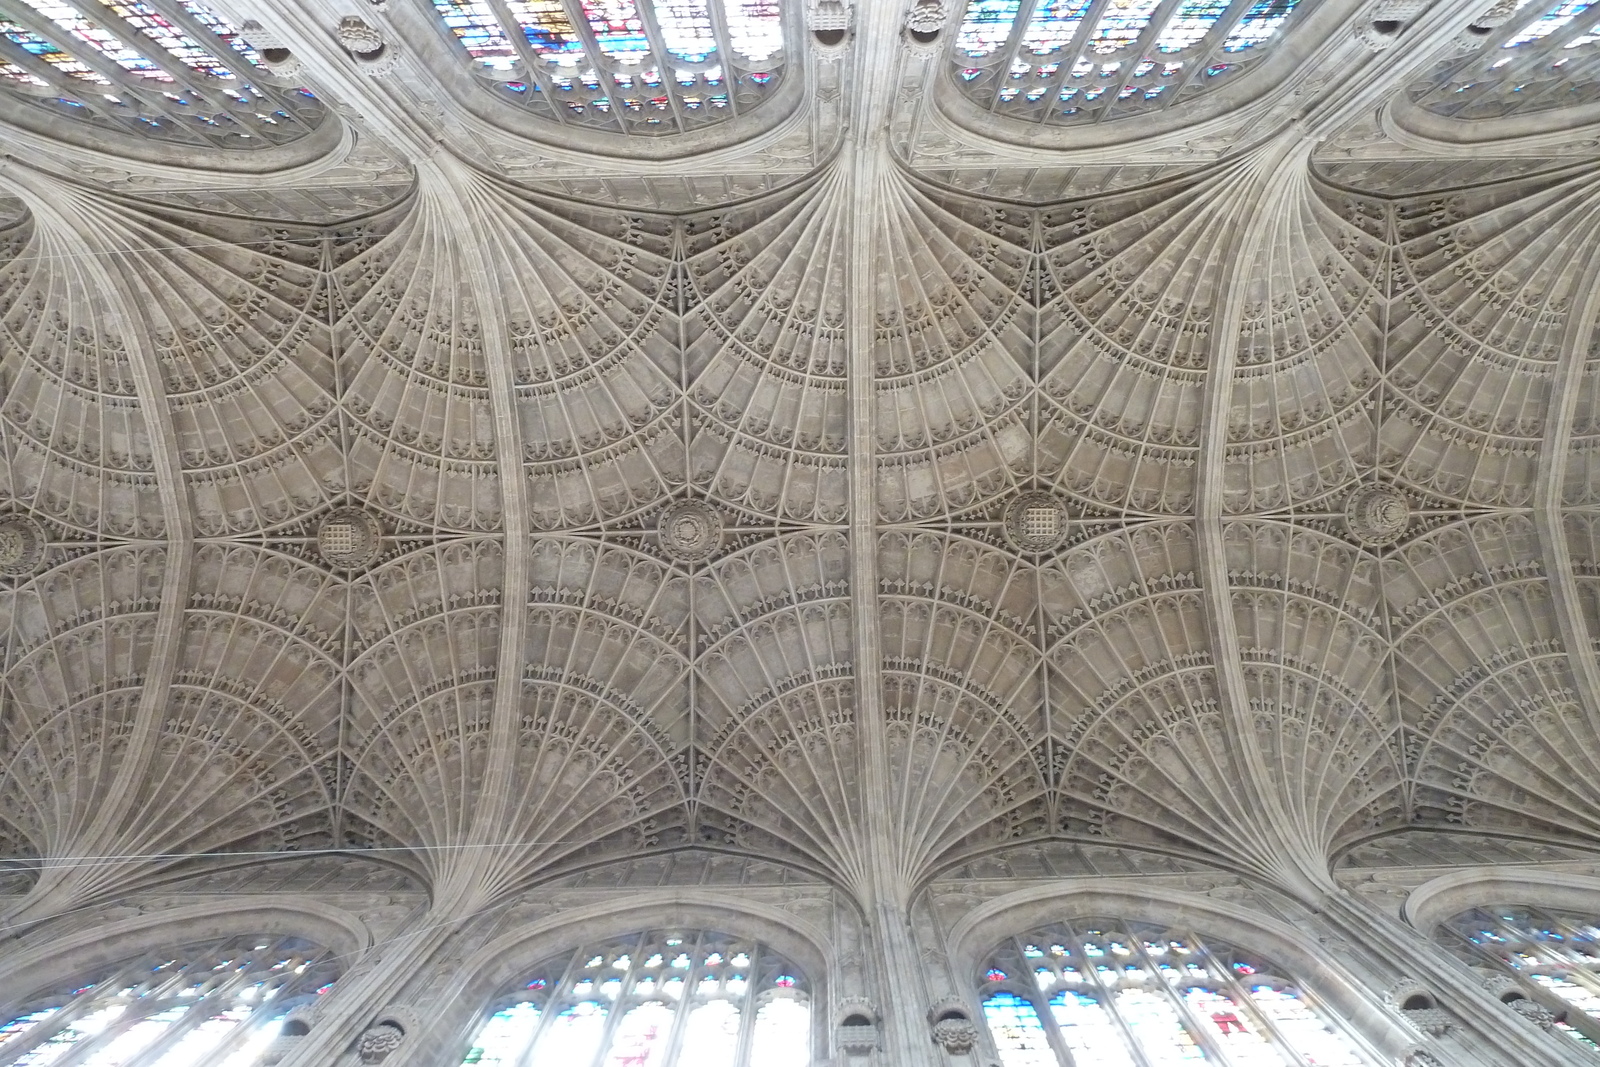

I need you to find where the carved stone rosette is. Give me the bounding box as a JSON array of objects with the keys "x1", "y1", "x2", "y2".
[
  {"x1": 657, "y1": 500, "x2": 724, "y2": 563},
  {"x1": 1344, "y1": 486, "x2": 1410, "y2": 546},
  {"x1": 0, "y1": 514, "x2": 46, "y2": 578}
]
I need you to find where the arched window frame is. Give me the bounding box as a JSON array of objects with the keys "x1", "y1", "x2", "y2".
[
  {"x1": 424, "y1": 0, "x2": 790, "y2": 138},
  {"x1": 457, "y1": 927, "x2": 813, "y2": 1067},
  {"x1": 1405, "y1": 0, "x2": 1600, "y2": 124},
  {"x1": 947, "y1": 0, "x2": 1313, "y2": 127},
  {"x1": 0, "y1": 934, "x2": 339, "y2": 1067},
  {"x1": 976, "y1": 918, "x2": 1378, "y2": 1067},
  {"x1": 1440, "y1": 905, "x2": 1600, "y2": 1052},
  {"x1": 0, "y1": 0, "x2": 324, "y2": 151}
]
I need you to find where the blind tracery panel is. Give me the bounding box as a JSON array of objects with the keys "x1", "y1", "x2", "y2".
[
  {"x1": 951, "y1": 0, "x2": 1307, "y2": 126},
  {"x1": 979, "y1": 920, "x2": 1372, "y2": 1067},
  {"x1": 1407, "y1": 0, "x2": 1600, "y2": 120},
  {"x1": 459, "y1": 930, "x2": 810, "y2": 1067},
  {"x1": 1443, "y1": 906, "x2": 1600, "y2": 1051},
  {"x1": 0, "y1": 935, "x2": 337, "y2": 1067},
  {"x1": 0, "y1": 0, "x2": 322, "y2": 148},
  {"x1": 429, "y1": 0, "x2": 785, "y2": 135}
]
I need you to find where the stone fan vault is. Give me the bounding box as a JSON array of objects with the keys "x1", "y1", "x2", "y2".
[{"x1": 4, "y1": 0, "x2": 1600, "y2": 1064}]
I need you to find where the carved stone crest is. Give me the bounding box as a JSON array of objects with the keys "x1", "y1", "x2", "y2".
[
  {"x1": 1344, "y1": 485, "x2": 1410, "y2": 546},
  {"x1": 318, "y1": 507, "x2": 384, "y2": 570},
  {"x1": 1003, "y1": 491, "x2": 1069, "y2": 553}
]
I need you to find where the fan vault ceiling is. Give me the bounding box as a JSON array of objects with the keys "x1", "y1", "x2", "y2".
[{"x1": 1, "y1": 0, "x2": 1600, "y2": 956}]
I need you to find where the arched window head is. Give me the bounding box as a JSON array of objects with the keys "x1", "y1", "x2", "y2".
[
  {"x1": 1407, "y1": 0, "x2": 1600, "y2": 121},
  {"x1": 458, "y1": 929, "x2": 810, "y2": 1066},
  {"x1": 977, "y1": 919, "x2": 1375, "y2": 1066},
  {"x1": 1441, "y1": 905, "x2": 1600, "y2": 1051},
  {"x1": 0, "y1": 0, "x2": 324, "y2": 150},
  {"x1": 430, "y1": 0, "x2": 787, "y2": 136},
  {"x1": 951, "y1": 0, "x2": 1309, "y2": 126},
  {"x1": 0, "y1": 935, "x2": 339, "y2": 1066}
]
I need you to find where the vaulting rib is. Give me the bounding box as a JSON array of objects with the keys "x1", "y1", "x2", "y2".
[{"x1": 0, "y1": 169, "x2": 193, "y2": 924}]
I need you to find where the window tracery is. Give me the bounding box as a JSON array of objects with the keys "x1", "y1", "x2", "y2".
[
  {"x1": 458, "y1": 930, "x2": 810, "y2": 1067},
  {"x1": 950, "y1": 0, "x2": 1308, "y2": 125},
  {"x1": 0, "y1": 0, "x2": 323, "y2": 148},
  {"x1": 0, "y1": 935, "x2": 338, "y2": 1067},
  {"x1": 1442, "y1": 906, "x2": 1600, "y2": 1050},
  {"x1": 1407, "y1": 0, "x2": 1600, "y2": 120},
  {"x1": 979, "y1": 920, "x2": 1373, "y2": 1067},
  {"x1": 429, "y1": 0, "x2": 785, "y2": 135}
]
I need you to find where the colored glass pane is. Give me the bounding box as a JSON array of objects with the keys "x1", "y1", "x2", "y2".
[
  {"x1": 1, "y1": 18, "x2": 107, "y2": 80},
  {"x1": 583, "y1": 0, "x2": 650, "y2": 60},
  {"x1": 1023, "y1": 0, "x2": 1093, "y2": 53},
  {"x1": 78, "y1": 1005, "x2": 188, "y2": 1066},
  {"x1": 1247, "y1": 987, "x2": 1365, "y2": 1066},
  {"x1": 1088, "y1": 0, "x2": 1162, "y2": 53},
  {"x1": 1184, "y1": 988, "x2": 1279, "y2": 1065},
  {"x1": 655, "y1": 0, "x2": 715, "y2": 60},
  {"x1": 532, "y1": 1001, "x2": 608, "y2": 1064},
  {"x1": 505, "y1": 0, "x2": 583, "y2": 60},
  {"x1": 433, "y1": 0, "x2": 517, "y2": 68},
  {"x1": 13, "y1": 1006, "x2": 126, "y2": 1066},
  {"x1": 1222, "y1": 0, "x2": 1300, "y2": 51},
  {"x1": 1155, "y1": 0, "x2": 1228, "y2": 51},
  {"x1": 1048, "y1": 990, "x2": 1136, "y2": 1065},
  {"x1": 725, "y1": 0, "x2": 780, "y2": 60},
  {"x1": 681, "y1": 1000, "x2": 741, "y2": 1067},
  {"x1": 13, "y1": 0, "x2": 162, "y2": 76},
  {"x1": 1115, "y1": 989, "x2": 1204, "y2": 1063},
  {"x1": 97, "y1": 0, "x2": 235, "y2": 77},
  {"x1": 983, "y1": 992, "x2": 1055, "y2": 1067},
  {"x1": 603, "y1": 1002, "x2": 673, "y2": 1067},
  {"x1": 1507, "y1": 0, "x2": 1591, "y2": 45},
  {"x1": 957, "y1": 0, "x2": 1022, "y2": 56},
  {"x1": 461, "y1": 1002, "x2": 542, "y2": 1065},
  {"x1": 748, "y1": 998, "x2": 809, "y2": 1067}
]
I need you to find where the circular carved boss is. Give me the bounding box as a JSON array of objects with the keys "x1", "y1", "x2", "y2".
[{"x1": 0, "y1": 514, "x2": 46, "y2": 577}]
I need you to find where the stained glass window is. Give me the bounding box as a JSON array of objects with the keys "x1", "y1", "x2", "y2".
[
  {"x1": 0, "y1": 936, "x2": 338, "y2": 1067},
  {"x1": 950, "y1": 0, "x2": 1307, "y2": 124},
  {"x1": 429, "y1": 0, "x2": 785, "y2": 135},
  {"x1": 1407, "y1": 0, "x2": 1600, "y2": 119},
  {"x1": 1443, "y1": 906, "x2": 1600, "y2": 1051},
  {"x1": 979, "y1": 919, "x2": 1376, "y2": 1066},
  {"x1": 457, "y1": 930, "x2": 810, "y2": 1067},
  {"x1": 0, "y1": 0, "x2": 322, "y2": 148}
]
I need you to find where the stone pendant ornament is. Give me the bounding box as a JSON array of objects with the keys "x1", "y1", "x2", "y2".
[
  {"x1": 657, "y1": 500, "x2": 724, "y2": 563},
  {"x1": 1344, "y1": 485, "x2": 1410, "y2": 547},
  {"x1": 1002, "y1": 491, "x2": 1069, "y2": 554},
  {"x1": 356, "y1": 1022, "x2": 405, "y2": 1064},
  {"x1": 0, "y1": 514, "x2": 46, "y2": 578},
  {"x1": 318, "y1": 507, "x2": 385, "y2": 570}
]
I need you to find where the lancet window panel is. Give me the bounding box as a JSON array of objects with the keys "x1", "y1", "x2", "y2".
[
  {"x1": 0, "y1": 935, "x2": 339, "y2": 1067},
  {"x1": 429, "y1": 0, "x2": 785, "y2": 135},
  {"x1": 1442, "y1": 905, "x2": 1600, "y2": 1051},
  {"x1": 951, "y1": 0, "x2": 1309, "y2": 125},
  {"x1": 978, "y1": 919, "x2": 1377, "y2": 1067},
  {"x1": 1406, "y1": 0, "x2": 1600, "y2": 120},
  {"x1": 0, "y1": 0, "x2": 322, "y2": 148},
  {"x1": 458, "y1": 929, "x2": 810, "y2": 1067}
]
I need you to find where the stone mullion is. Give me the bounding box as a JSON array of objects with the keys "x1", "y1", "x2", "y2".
[
  {"x1": 0, "y1": 170, "x2": 194, "y2": 927},
  {"x1": 1532, "y1": 201, "x2": 1600, "y2": 794},
  {"x1": 1191, "y1": 139, "x2": 1330, "y2": 898},
  {"x1": 1319, "y1": 890, "x2": 1579, "y2": 1065},
  {"x1": 1290, "y1": 0, "x2": 1526, "y2": 139}
]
